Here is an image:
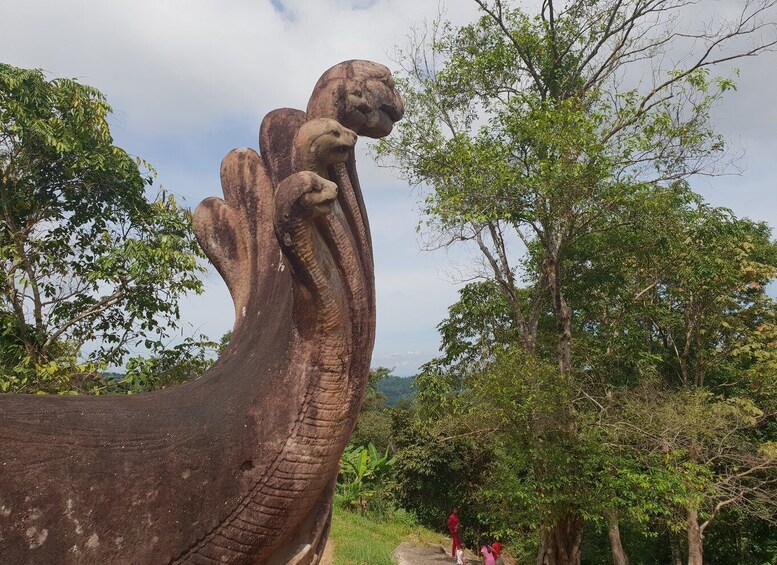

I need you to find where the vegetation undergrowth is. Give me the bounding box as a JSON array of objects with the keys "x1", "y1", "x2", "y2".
[{"x1": 329, "y1": 497, "x2": 447, "y2": 565}]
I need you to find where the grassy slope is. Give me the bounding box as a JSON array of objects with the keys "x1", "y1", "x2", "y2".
[{"x1": 329, "y1": 505, "x2": 448, "y2": 565}]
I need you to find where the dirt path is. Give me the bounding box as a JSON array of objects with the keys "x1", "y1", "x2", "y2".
[
  {"x1": 322, "y1": 538, "x2": 489, "y2": 565},
  {"x1": 392, "y1": 542, "x2": 510, "y2": 565},
  {"x1": 392, "y1": 542, "x2": 456, "y2": 565},
  {"x1": 319, "y1": 538, "x2": 335, "y2": 565}
]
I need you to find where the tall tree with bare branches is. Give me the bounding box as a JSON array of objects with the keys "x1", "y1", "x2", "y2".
[{"x1": 376, "y1": 1, "x2": 777, "y2": 563}]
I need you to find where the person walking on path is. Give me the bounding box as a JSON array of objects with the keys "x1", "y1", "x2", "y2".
[
  {"x1": 491, "y1": 540, "x2": 503, "y2": 564},
  {"x1": 480, "y1": 545, "x2": 496, "y2": 565},
  {"x1": 448, "y1": 507, "x2": 462, "y2": 558},
  {"x1": 456, "y1": 544, "x2": 466, "y2": 565}
]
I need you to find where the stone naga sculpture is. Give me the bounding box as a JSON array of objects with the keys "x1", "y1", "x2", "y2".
[{"x1": 0, "y1": 60, "x2": 403, "y2": 564}]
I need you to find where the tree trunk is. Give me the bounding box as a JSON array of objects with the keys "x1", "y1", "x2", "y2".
[
  {"x1": 546, "y1": 250, "x2": 572, "y2": 378},
  {"x1": 535, "y1": 244, "x2": 581, "y2": 565},
  {"x1": 536, "y1": 514, "x2": 583, "y2": 565},
  {"x1": 606, "y1": 512, "x2": 629, "y2": 565},
  {"x1": 687, "y1": 508, "x2": 704, "y2": 565},
  {"x1": 669, "y1": 531, "x2": 683, "y2": 565}
]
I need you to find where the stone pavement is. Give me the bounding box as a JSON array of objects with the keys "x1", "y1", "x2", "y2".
[
  {"x1": 392, "y1": 542, "x2": 456, "y2": 565},
  {"x1": 392, "y1": 542, "x2": 512, "y2": 565}
]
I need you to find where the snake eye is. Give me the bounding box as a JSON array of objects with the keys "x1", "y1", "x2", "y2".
[{"x1": 332, "y1": 129, "x2": 341, "y2": 138}]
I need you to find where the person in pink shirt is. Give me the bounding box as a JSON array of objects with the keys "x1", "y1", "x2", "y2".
[{"x1": 480, "y1": 544, "x2": 496, "y2": 565}]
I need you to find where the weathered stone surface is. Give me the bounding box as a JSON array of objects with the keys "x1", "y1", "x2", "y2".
[
  {"x1": 392, "y1": 542, "x2": 452, "y2": 565},
  {"x1": 0, "y1": 60, "x2": 402, "y2": 564}
]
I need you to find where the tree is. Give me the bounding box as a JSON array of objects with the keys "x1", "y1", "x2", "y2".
[
  {"x1": 350, "y1": 367, "x2": 396, "y2": 452},
  {"x1": 0, "y1": 63, "x2": 204, "y2": 393},
  {"x1": 387, "y1": 406, "x2": 493, "y2": 543},
  {"x1": 601, "y1": 199, "x2": 777, "y2": 564},
  {"x1": 606, "y1": 386, "x2": 777, "y2": 565},
  {"x1": 410, "y1": 189, "x2": 777, "y2": 564},
  {"x1": 117, "y1": 335, "x2": 219, "y2": 393},
  {"x1": 376, "y1": 1, "x2": 777, "y2": 562}
]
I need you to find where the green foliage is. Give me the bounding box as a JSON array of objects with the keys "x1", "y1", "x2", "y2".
[
  {"x1": 0, "y1": 340, "x2": 104, "y2": 394},
  {"x1": 701, "y1": 512, "x2": 777, "y2": 565},
  {"x1": 375, "y1": 374, "x2": 416, "y2": 407},
  {"x1": 116, "y1": 335, "x2": 218, "y2": 393},
  {"x1": 377, "y1": 1, "x2": 777, "y2": 560},
  {"x1": 348, "y1": 367, "x2": 400, "y2": 453},
  {"x1": 433, "y1": 280, "x2": 523, "y2": 373},
  {"x1": 337, "y1": 442, "x2": 396, "y2": 513},
  {"x1": 412, "y1": 194, "x2": 777, "y2": 550},
  {"x1": 397, "y1": 189, "x2": 777, "y2": 558},
  {"x1": 362, "y1": 366, "x2": 392, "y2": 411},
  {"x1": 217, "y1": 330, "x2": 232, "y2": 354},
  {"x1": 0, "y1": 63, "x2": 205, "y2": 394},
  {"x1": 387, "y1": 408, "x2": 492, "y2": 545},
  {"x1": 350, "y1": 409, "x2": 393, "y2": 454},
  {"x1": 606, "y1": 385, "x2": 777, "y2": 531}
]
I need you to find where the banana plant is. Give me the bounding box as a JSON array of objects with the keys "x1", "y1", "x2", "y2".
[{"x1": 337, "y1": 442, "x2": 396, "y2": 512}]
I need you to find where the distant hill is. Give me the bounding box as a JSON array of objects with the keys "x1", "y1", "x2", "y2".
[
  {"x1": 376, "y1": 375, "x2": 416, "y2": 407},
  {"x1": 101, "y1": 371, "x2": 125, "y2": 381}
]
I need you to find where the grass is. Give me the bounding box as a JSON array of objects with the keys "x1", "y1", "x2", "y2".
[{"x1": 329, "y1": 503, "x2": 448, "y2": 565}]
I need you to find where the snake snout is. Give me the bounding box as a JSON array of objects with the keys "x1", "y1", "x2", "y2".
[
  {"x1": 317, "y1": 179, "x2": 338, "y2": 202},
  {"x1": 303, "y1": 176, "x2": 338, "y2": 216}
]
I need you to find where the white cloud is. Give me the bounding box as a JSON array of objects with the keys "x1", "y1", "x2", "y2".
[
  {"x1": 1, "y1": 0, "x2": 479, "y2": 135},
  {"x1": 2, "y1": 0, "x2": 775, "y2": 374}
]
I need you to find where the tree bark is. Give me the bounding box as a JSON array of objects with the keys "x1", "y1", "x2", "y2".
[
  {"x1": 546, "y1": 249, "x2": 573, "y2": 378},
  {"x1": 536, "y1": 514, "x2": 584, "y2": 565},
  {"x1": 606, "y1": 512, "x2": 629, "y2": 565},
  {"x1": 669, "y1": 531, "x2": 684, "y2": 565},
  {"x1": 535, "y1": 239, "x2": 582, "y2": 565},
  {"x1": 687, "y1": 508, "x2": 704, "y2": 565}
]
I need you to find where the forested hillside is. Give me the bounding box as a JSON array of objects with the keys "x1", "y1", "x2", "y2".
[{"x1": 376, "y1": 375, "x2": 416, "y2": 406}]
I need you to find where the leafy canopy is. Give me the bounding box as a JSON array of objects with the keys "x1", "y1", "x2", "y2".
[{"x1": 0, "y1": 63, "x2": 205, "y2": 393}]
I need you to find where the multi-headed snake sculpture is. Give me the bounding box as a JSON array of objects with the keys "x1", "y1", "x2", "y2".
[{"x1": 0, "y1": 60, "x2": 403, "y2": 564}]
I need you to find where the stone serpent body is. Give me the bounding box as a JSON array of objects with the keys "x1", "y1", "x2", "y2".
[{"x1": 0, "y1": 60, "x2": 403, "y2": 565}]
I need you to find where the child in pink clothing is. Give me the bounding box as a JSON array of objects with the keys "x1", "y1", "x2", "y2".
[{"x1": 480, "y1": 545, "x2": 496, "y2": 565}]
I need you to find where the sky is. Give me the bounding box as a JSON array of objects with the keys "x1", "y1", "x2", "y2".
[{"x1": 1, "y1": 0, "x2": 776, "y2": 376}]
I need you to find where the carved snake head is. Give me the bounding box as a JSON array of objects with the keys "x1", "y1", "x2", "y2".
[
  {"x1": 306, "y1": 60, "x2": 404, "y2": 138},
  {"x1": 276, "y1": 171, "x2": 338, "y2": 229},
  {"x1": 292, "y1": 118, "x2": 357, "y2": 173},
  {"x1": 300, "y1": 174, "x2": 338, "y2": 217}
]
